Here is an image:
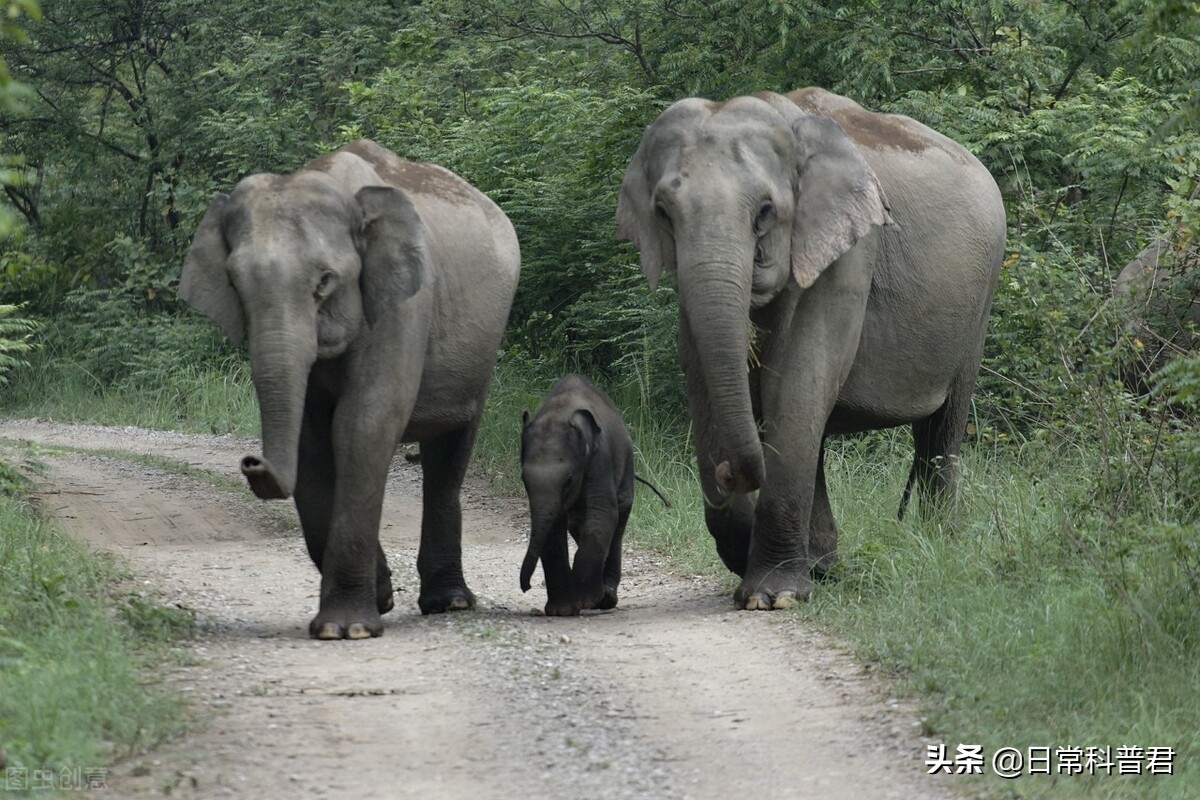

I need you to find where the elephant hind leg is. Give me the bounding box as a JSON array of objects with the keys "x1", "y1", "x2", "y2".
[
  {"x1": 596, "y1": 500, "x2": 631, "y2": 610},
  {"x1": 416, "y1": 421, "x2": 479, "y2": 615},
  {"x1": 703, "y1": 493, "x2": 755, "y2": 577},
  {"x1": 809, "y1": 442, "x2": 838, "y2": 580},
  {"x1": 900, "y1": 373, "x2": 974, "y2": 520}
]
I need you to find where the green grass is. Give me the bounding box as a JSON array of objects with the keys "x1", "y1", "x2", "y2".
[
  {"x1": 0, "y1": 488, "x2": 194, "y2": 789},
  {"x1": 2, "y1": 354, "x2": 258, "y2": 436},
  {"x1": 6, "y1": 348, "x2": 1200, "y2": 798},
  {"x1": 803, "y1": 431, "x2": 1200, "y2": 798}
]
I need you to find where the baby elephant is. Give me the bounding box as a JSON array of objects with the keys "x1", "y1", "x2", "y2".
[{"x1": 520, "y1": 375, "x2": 669, "y2": 616}]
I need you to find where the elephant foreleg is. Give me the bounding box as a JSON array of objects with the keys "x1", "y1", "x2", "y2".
[
  {"x1": 416, "y1": 421, "x2": 478, "y2": 614},
  {"x1": 296, "y1": 396, "x2": 394, "y2": 615},
  {"x1": 572, "y1": 505, "x2": 618, "y2": 612},
  {"x1": 739, "y1": 462, "x2": 815, "y2": 610},
  {"x1": 541, "y1": 521, "x2": 576, "y2": 616}
]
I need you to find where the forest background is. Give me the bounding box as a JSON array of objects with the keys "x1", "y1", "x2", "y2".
[{"x1": 1, "y1": 2, "x2": 1199, "y2": 797}]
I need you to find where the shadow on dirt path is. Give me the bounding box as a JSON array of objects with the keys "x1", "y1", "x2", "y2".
[{"x1": 1, "y1": 420, "x2": 959, "y2": 799}]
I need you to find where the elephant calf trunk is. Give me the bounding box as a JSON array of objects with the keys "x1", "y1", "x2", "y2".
[
  {"x1": 241, "y1": 454, "x2": 293, "y2": 500},
  {"x1": 519, "y1": 549, "x2": 539, "y2": 593}
]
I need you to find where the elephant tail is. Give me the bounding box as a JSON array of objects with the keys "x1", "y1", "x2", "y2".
[{"x1": 634, "y1": 473, "x2": 672, "y2": 508}]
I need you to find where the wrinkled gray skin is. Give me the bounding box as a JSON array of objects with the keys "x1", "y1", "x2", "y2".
[
  {"x1": 617, "y1": 88, "x2": 1005, "y2": 610},
  {"x1": 520, "y1": 375, "x2": 636, "y2": 616},
  {"x1": 180, "y1": 139, "x2": 520, "y2": 639},
  {"x1": 1113, "y1": 238, "x2": 1200, "y2": 390}
]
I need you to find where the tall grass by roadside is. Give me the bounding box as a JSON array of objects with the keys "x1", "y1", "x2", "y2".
[
  {"x1": 2, "y1": 351, "x2": 258, "y2": 436},
  {"x1": 811, "y1": 430, "x2": 1199, "y2": 799},
  {"x1": 0, "y1": 483, "x2": 195, "y2": 785}
]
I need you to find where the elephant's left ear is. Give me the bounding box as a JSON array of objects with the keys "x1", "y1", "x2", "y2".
[
  {"x1": 356, "y1": 186, "x2": 431, "y2": 327},
  {"x1": 790, "y1": 115, "x2": 893, "y2": 290}
]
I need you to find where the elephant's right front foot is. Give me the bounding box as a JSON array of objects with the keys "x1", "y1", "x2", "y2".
[
  {"x1": 309, "y1": 606, "x2": 383, "y2": 640},
  {"x1": 734, "y1": 571, "x2": 812, "y2": 611}
]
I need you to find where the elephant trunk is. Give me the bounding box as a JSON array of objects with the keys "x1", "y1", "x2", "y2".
[
  {"x1": 520, "y1": 503, "x2": 562, "y2": 592},
  {"x1": 242, "y1": 322, "x2": 315, "y2": 500},
  {"x1": 677, "y1": 247, "x2": 764, "y2": 495}
]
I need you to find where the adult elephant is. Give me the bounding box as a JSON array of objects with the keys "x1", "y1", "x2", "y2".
[
  {"x1": 181, "y1": 139, "x2": 520, "y2": 639},
  {"x1": 617, "y1": 88, "x2": 1005, "y2": 610}
]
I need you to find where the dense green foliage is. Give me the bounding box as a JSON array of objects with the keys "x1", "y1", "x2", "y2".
[
  {"x1": 1, "y1": 1, "x2": 1200, "y2": 797},
  {"x1": 0, "y1": 1, "x2": 1197, "y2": 404}
]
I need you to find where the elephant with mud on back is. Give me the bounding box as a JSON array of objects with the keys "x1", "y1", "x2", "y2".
[
  {"x1": 617, "y1": 87, "x2": 1006, "y2": 610},
  {"x1": 180, "y1": 139, "x2": 520, "y2": 639}
]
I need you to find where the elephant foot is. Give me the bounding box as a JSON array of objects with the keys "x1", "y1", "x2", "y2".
[
  {"x1": 418, "y1": 585, "x2": 476, "y2": 615},
  {"x1": 376, "y1": 577, "x2": 395, "y2": 614},
  {"x1": 377, "y1": 592, "x2": 395, "y2": 615},
  {"x1": 594, "y1": 585, "x2": 618, "y2": 611},
  {"x1": 544, "y1": 598, "x2": 581, "y2": 617},
  {"x1": 809, "y1": 552, "x2": 839, "y2": 582},
  {"x1": 734, "y1": 572, "x2": 812, "y2": 611},
  {"x1": 308, "y1": 607, "x2": 383, "y2": 640}
]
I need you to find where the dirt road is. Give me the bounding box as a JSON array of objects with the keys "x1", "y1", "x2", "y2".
[{"x1": 0, "y1": 420, "x2": 958, "y2": 799}]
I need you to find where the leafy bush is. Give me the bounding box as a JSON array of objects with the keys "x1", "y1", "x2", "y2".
[{"x1": 0, "y1": 302, "x2": 36, "y2": 386}]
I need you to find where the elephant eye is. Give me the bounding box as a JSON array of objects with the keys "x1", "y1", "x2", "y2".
[
  {"x1": 754, "y1": 201, "x2": 775, "y2": 235},
  {"x1": 314, "y1": 271, "x2": 335, "y2": 299}
]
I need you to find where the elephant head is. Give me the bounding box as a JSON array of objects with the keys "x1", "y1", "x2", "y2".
[
  {"x1": 518, "y1": 406, "x2": 599, "y2": 593},
  {"x1": 180, "y1": 170, "x2": 431, "y2": 500},
  {"x1": 617, "y1": 94, "x2": 891, "y2": 495}
]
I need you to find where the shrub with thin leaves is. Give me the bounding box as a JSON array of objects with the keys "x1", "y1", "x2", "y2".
[{"x1": 0, "y1": 303, "x2": 36, "y2": 386}]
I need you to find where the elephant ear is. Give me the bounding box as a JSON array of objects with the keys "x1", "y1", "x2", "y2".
[
  {"x1": 179, "y1": 193, "x2": 245, "y2": 343},
  {"x1": 356, "y1": 186, "x2": 431, "y2": 327},
  {"x1": 570, "y1": 408, "x2": 601, "y2": 460},
  {"x1": 790, "y1": 115, "x2": 893, "y2": 290},
  {"x1": 617, "y1": 139, "x2": 675, "y2": 291}
]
